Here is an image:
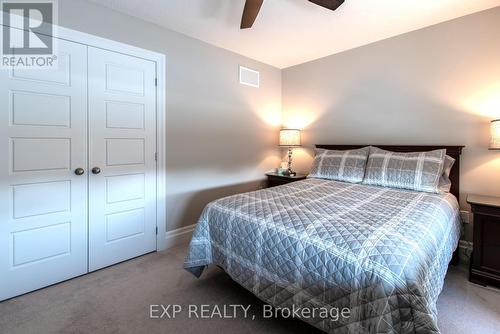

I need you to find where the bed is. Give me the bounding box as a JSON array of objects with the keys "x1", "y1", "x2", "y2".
[{"x1": 184, "y1": 145, "x2": 464, "y2": 333}]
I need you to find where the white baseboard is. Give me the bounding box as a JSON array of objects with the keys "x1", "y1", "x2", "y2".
[
  {"x1": 458, "y1": 240, "x2": 473, "y2": 264},
  {"x1": 164, "y1": 224, "x2": 196, "y2": 249}
]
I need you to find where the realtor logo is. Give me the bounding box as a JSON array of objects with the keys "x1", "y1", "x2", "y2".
[
  {"x1": 2, "y1": 1, "x2": 53, "y2": 54},
  {"x1": 1, "y1": 0, "x2": 57, "y2": 68}
]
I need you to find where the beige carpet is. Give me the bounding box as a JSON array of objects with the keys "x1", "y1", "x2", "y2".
[{"x1": 1, "y1": 245, "x2": 499, "y2": 334}]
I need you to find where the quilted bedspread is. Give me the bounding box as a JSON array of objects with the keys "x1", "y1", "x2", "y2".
[{"x1": 184, "y1": 178, "x2": 460, "y2": 333}]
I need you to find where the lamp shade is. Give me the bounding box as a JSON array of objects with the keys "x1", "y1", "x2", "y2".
[
  {"x1": 490, "y1": 119, "x2": 500, "y2": 150},
  {"x1": 279, "y1": 129, "x2": 301, "y2": 147}
]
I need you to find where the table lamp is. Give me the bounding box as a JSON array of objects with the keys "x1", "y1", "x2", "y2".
[
  {"x1": 279, "y1": 129, "x2": 301, "y2": 176},
  {"x1": 490, "y1": 119, "x2": 500, "y2": 150}
]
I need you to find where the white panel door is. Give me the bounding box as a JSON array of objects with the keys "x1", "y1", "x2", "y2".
[
  {"x1": 88, "y1": 47, "x2": 157, "y2": 271},
  {"x1": 0, "y1": 40, "x2": 88, "y2": 301}
]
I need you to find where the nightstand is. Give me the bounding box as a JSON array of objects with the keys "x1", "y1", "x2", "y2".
[
  {"x1": 467, "y1": 194, "x2": 500, "y2": 287},
  {"x1": 265, "y1": 172, "x2": 307, "y2": 188}
]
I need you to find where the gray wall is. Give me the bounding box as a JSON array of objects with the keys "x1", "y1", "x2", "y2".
[
  {"x1": 59, "y1": 0, "x2": 282, "y2": 232},
  {"x1": 59, "y1": 1, "x2": 500, "y2": 240},
  {"x1": 282, "y1": 7, "x2": 500, "y2": 239}
]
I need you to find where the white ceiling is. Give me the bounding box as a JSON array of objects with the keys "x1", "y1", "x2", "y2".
[{"x1": 88, "y1": 0, "x2": 500, "y2": 68}]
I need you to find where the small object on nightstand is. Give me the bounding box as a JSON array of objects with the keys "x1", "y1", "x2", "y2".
[
  {"x1": 265, "y1": 172, "x2": 307, "y2": 188},
  {"x1": 467, "y1": 194, "x2": 500, "y2": 288},
  {"x1": 276, "y1": 165, "x2": 288, "y2": 176}
]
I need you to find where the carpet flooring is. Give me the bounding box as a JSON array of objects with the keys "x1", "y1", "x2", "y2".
[{"x1": 1, "y1": 244, "x2": 499, "y2": 334}]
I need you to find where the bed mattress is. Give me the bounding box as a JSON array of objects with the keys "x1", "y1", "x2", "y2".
[{"x1": 184, "y1": 178, "x2": 460, "y2": 333}]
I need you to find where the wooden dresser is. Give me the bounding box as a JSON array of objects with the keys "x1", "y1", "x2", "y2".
[{"x1": 467, "y1": 194, "x2": 500, "y2": 287}]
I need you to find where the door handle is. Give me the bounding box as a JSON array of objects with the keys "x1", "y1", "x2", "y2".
[
  {"x1": 92, "y1": 167, "x2": 101, "y2": 175},
  {"x1": 74, "y1": 168, "x2": 85, "y2": 175}
]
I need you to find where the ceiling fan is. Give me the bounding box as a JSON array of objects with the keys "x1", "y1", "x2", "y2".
[{"x1": 240, "y1": 0, "x2": 345, "y2": 29}]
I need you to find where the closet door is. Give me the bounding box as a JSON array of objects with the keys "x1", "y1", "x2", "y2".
[
  {"x1": 0, "y1": 40, "x2": 88, "y2": 301},
  {"x1": 87, "y1": 47, "x2": 157, "y2": 271}
]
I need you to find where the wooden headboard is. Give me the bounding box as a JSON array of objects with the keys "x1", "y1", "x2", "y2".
[{"x1": 315, "y1": 145, "x2": 465, "y2": 199}]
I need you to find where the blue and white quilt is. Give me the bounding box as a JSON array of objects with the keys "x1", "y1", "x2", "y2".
[{"x1": 184, "y1": 178, "x2": 460, "y2": 333}]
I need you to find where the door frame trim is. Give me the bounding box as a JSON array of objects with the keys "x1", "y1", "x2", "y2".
[{"x1": 1, "y1": 22, "x2": 168, "y2": 251}]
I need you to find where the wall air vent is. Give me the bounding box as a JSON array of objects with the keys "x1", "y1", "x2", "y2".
[{"x1": 239, "y1": 65, "x2": 259, "y2": 88}]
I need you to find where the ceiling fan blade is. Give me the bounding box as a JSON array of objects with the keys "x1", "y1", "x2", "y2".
[
  {"x1": 240, "y1": 0, "x2": 264, "y2": 29},
  {"x1": 308, "y1": 0, "x2": 345, "y2": 11}
]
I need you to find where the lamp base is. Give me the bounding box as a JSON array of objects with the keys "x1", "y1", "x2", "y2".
[{"x1": 284, "y1": 147, "x2": 296, "y2": 176}]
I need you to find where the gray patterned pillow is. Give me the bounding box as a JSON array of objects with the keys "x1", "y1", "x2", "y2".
[
  {"x1": 438, "y1": 155, "x2": 455, "y2": 193},
  {"x1": 363, "y1": 147, "x2": 446, "y2": 193},
  {"x1": 308, "y1": 147, "x2": 369, "y2": 183}
]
